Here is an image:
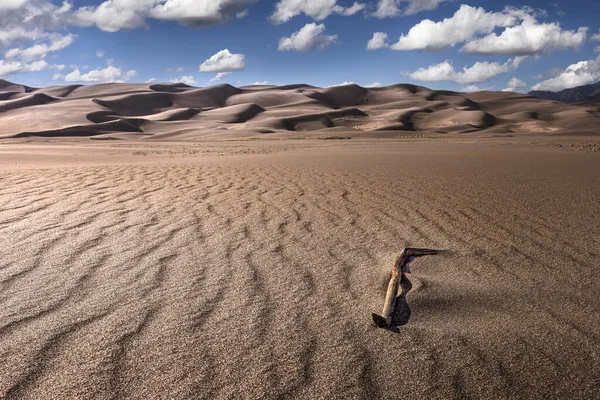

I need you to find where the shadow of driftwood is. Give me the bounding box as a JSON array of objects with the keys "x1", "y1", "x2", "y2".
[{"x1": 391, "y1": 273, "x2": 413, "y2": 328}]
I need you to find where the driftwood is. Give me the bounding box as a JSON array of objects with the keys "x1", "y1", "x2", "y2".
[{"x1": 372, "y1": 248, "x2": 438, "y2": 329}]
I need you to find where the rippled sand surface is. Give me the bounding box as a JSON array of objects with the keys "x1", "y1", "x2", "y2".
[{"x1": 0, "y1": 140, "x2": 598, "y2": 399}]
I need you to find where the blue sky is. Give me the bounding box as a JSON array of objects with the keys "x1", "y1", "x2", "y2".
[{"x1": 1, "y1": 0, "x2": 599, "y2": 92}]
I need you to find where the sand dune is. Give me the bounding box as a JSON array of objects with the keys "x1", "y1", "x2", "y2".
[
  {"x1": 0, "y1": 140, "x2": 598, "y2": 399},
  {"x1": 1, "y1": 81, "x2": 599, "y2": 139}
]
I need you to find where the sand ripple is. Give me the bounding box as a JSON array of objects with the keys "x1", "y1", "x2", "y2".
[{"x1": 0, "y1": 143, "x2": 598, "y2": 398}]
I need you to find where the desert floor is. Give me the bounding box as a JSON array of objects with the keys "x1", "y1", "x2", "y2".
[{"x1": 0, "y1": 137, "x2": 598, "y2": 399}]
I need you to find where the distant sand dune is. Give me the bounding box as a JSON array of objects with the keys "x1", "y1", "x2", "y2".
[{"x1": 1, "y1": 81, "x2": 599, "y2": 139}]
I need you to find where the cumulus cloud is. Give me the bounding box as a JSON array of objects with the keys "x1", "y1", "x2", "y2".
[
  {"x1": 0, "y1": 0, "x2": 31, "y2": 10},
  {"x1": 0, "y1": 1, "x2": 72, "y2": 33},
  {"x1": 462, "y1": 85, "x2": 493, "y2": 92},
  {"x1": 1, "y1": 1, "x2": 257, "y2": 35},
  {"x1": 388, "y1": 5, "x2": 515, "y2": 51},
  {"x1": 373, "y1": 4, "x2": 587, "y2": 56},
  {"x1": 60, "y1": 65, "x2": 138, "y2": 83},
  {"x1": 5, "y1": 33, "x2": 75, "y2": 61},
  {"x1": 367, "y1": 32, "x2": 389, "y2": 50},
  {"x1": 0, "y1": 59, "x2": 49, "y2": 76},
  {"x1": 0, "y1": 27, "x2": 43, "y2": 46},
  {"x1": 461, "y1": 9, "x2": 587, "y2": 55},
  {"x1": 209, "y1": 72, "x2": 230, "y2": 82},
  {"x1": 171, "y1": 75, "x2": 197, "y2": 85},
  {"x1": 409, "y1": 57, "x2": 524, "y2": 85},
  {"x1": 365, "y1": 82, "x2": 382, "y2": 87},
  {"x1": 149, "y1": 0, "x2": 256, "y2": 26},
  {"x1": 531, "y1": 54, "x2": 600, "y2": 92},
  {"x1": 278, "y1": 23, "x2": 338, "y2": 52},
  {"x1": 502, "y1": 77, "x2": 526, "y2": 92},
  {"x1": 269, "y1": 0, "x2": 365, "y2": 24},
  {"x1": 0, "y1": 1, "x2": 72, "y2": 47},
  {"x1": 328, "y1": 81, "x2": 355, "y2": 87},
  {"x1": 146, "y1": 78, "x2": 157, "y2": 83},
  {"x1": 96, "y1": 50, "x2": 104, "y2": 58},
  {"x1": 373, "y1": 0, "x2": 449, "y2": 18},
  {"x1": 0, "y1": 2, "x2": 76, "y2": 77},
  {"x1": 591, "y1": 30, "x2": 600, "y2": 41},
  {"x1": 252, "y1": 81, "x2": 269, "y2": 85},
  {"x1": 532, "y1": 73, "x2": 544, "y2": 79},
  {"x1": 70, "y1": 0, "x2": 257, "y2": 32},
  {"x1": 200, "y1": 49, "x2": 245, "y2": 73}
]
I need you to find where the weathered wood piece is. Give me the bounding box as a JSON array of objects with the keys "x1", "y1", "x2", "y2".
[{"x1": 372, "y1": 247, "x2": 438, "y2": 329}]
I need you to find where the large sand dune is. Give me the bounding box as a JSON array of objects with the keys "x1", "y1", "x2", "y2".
[
  {"x1": 1, "y1": 80, "x2": 600, "y2": 139},
  {"x1": 0, "y1": 139, "x2": 598, "y2": 399}
]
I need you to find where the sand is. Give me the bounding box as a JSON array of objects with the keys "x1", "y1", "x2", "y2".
[
  {"x1": 1, "y1": 80, "x2": 600, "y2": 140},
  {"x1": 1, "y1": 81, "x2": 599, "y2": 398},
  {"x1": 0, "y1": 137, "x2": 598, "y2": 399}
]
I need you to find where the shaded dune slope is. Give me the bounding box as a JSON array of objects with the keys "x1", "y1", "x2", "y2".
[{"x1": 1, "y1": 81, "x2": 599, "y2": 139}]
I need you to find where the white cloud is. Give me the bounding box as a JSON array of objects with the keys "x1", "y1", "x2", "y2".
[
  {"x1": 365, "y1": 82, "x2": 382, "y2": 87},
  {"x1": 62, "y1": 66, "x2": 138, "y2": 83},
  {"x1": 341, "y1": 2, "x2": 366, "y2": 16},
  {"x1": 146, "y1": 78, "x2": 157, "y2": 83},
  {"x1": 96, "y1": 50, "x2": 104, "y2": 58},
  {"x1": 252, "y1": 81, "x2": 269, "y2": 85},
  {"x1": 269, "y1": 0, "x2": 365, "y2": 24},
  {"x1": 591, "y1": 30, "x2": 600, "y2": 41},
  {"x1": 148, "y1": 0, "x2": 257, "y2": 26},
  {"x1": 328, "y1": 81, "x2": 355, "y2": 87},
  {"x1": 388, "y1": 5, "x2": 515, "y2": 51},
  {"x1": 532, "y1": 73, "x2": 544, "y2": 79},
  {"x1": 0, "y1": 27, "x2": 47, "y2": 46},
  {"x1": 123, "y1": 69, "x2": 138, "y2": 80},
  {"x1": 595, "y1": 46, "x2": 600, "y2": 53},
  {"x1": 200, "y1": 49, "x2": 245, "y2": 72},
  {"x1": 278, "y1": 23, "x2": 338, "y2": 52},
  {"x1": 0, "y1": 1, "x2": 256, "y2": 37},
  {"x1": 462, "y1": 10, "x2": 587, "y2": 56},
  {"x1": 374, "y1": 4, "x2": 587, "y2": 56},
  {"x1": 373, "y1": 0, "x2": 449, "y2": 18},
  {"x1": 0, "y1": 59, "x2": 49, "y2": 76},
  {"x1": 209, "y1": 72, "x2": 230, "y2": 82},
  {"x1": 409, "y1": 57, "x2": 524, "y2": 85},
  {"x1": 502, "y1": 77, "x2": 526, "y2": 92},
  {"x1": 462, "y1": 85, "x2": 483, "y2": 92},
  {"x1": 5, "y1": 33, "x2": 75, "y2": 61},
  {"x1": 0, "y1": 1, "x2": 72, "y2": 32},
  {"x1": 70, "y1": 0, "x2": 257, "y2": 32},
  {"x1": 0, "y1": 1, "x2": 73, "y2": 78},
  {"x1": 0, "y1": 2, "x2": 75, "y2": 79},
  {"x1": 531, "y1": 54, "x2": 600, "y2": 92},
  {"x1": 0, "y1": 1, "x2": 72, "y2": 48},
  {"x1": 0, "y1": 0, "x2": 30, "y2": 10},
  {"x1": 171, "y1": 75, "x2": 197, "y2": 85},
  {"x1": 70, "y1": 1, "x2": 148, "y2": 33},
  {"x1": 367, "y1": 32, "x2": 389, "y2": 50}
]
